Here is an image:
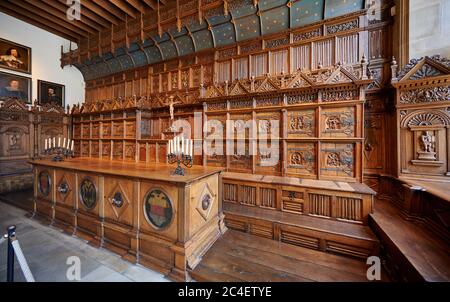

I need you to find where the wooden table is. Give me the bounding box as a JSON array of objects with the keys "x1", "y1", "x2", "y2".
[{"x1": 29, "y1": 157, "x2": 225, "y2": 281}]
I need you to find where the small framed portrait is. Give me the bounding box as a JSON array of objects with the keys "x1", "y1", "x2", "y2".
[
  {"x1": 0, "y1": 38, "x2": 31, "y2": 74},
  {"x1": 37, "y1": 80, "x2": 65, "y2": 107},
  {"x1": 0, "y1": 71, "x2": 32, "y2": 103}
]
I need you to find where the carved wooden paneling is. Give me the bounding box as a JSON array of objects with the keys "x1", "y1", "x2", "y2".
[
  {"x1": 321, "y1": 107, "x2": 356, "y2": 138},
  {"x1": 309, "y1": 193, "x2": 332, "y2": 217},
  {"x1": 336, "y1": 34, "x2": 359, "y2": 65},
  {"x1": 286, "y1": 142, "x2": 317, "y2": 178},
  {"x1": 287, "y1": 109, "x2": 316, "y2": 138},
  {"x1": 312, "y1": 39, "x2": 334, "y2": 68},
  {"x1": 223, "y1": 183, "x2": 238, "y2": 203},
  {"x1": 335, "y1": 197, "x2": 363, "y2": 221},
  {"x1": 292, "y1": 44, "x2": 311, "y2": 71},
  {"x1": 260, "y1": 187, "x2": 276, "y2": 209},
  {"x1": 320, "y1": 143, "x2": 355, "y2": 179},
  {"x1": 240, "y1": 185, "x2": 256, "y2": 206}
]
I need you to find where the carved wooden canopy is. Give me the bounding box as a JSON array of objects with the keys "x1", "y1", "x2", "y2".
[{"x1": 391, "y1": 55, "x2": 450, "y2": 106}]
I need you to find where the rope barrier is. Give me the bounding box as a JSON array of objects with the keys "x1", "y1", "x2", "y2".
[{"x1": 11, "y1": 240, "x2": 35, "y2": 282}]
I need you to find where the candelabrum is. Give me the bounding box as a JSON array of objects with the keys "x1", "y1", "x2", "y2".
[
  {"x1": 167, "y1": 152, "x2": 193, "y2": 176},
  {"x1": 45, "y1": 146, "x2": 74, "y2": 162}
]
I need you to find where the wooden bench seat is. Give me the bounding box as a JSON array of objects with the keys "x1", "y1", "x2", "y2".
[
  {"x1": 224, "y1": 202, "x2": 379, "y2": 259},
  {"x1": 370, "y1": 198, "x2": 450, "y2": 281}
]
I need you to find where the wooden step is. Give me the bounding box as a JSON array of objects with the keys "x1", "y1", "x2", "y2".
[
  {"x1": 370, "y1": 198, "x2": 450, "y2": 282},
  {"x1": 224, "y1": 202, "x2": 379, "y2": 260},
  {"x1": 190, "y1": 230, "x2": 388, "y2": 282}
]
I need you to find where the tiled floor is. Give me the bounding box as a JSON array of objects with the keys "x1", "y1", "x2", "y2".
[{"x1": 0, "y1": 201, "x2": 170, "y2": 282}]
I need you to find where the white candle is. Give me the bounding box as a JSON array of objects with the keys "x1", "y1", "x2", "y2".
[
  {"x1": 58, "y1": 137, "x2": 61, "y2": 147},
  {"x1": 53, "y1": 137, "x2": 56, "y2": 148},
  {"x1": 175, "y1": 136, "x2": 179, "y2": 154},
  {"x1": 181, "y1": 136, "x2": 185, "y2": 154},
  {"x1": 71, "y1": 140, "x2": 74, "y2": 151},
  {"x1": 67, "y1": 139, "x2": 71, "y2": 149},
  {"x1": 190, "y1": 139, "x2": 193, "y2": 157},
  {"x1": 63, "y1": 138, "x2": 66, "y2": 149},
  {"x1": 45, "y1": 139, "x2": 47, "y2": 150}
]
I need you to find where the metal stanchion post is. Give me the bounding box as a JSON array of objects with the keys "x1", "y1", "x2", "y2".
[{"x1": 7, "y1": 225, "x2": 16, "y2": 282}]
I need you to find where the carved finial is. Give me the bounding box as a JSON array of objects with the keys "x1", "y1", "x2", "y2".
[
  {"x1": 361, "y1": 54, "x2": 368, "y2": 80},
  {"x1": 361, "y1": 53, "x2": 367, "y2": 64},
  {"x1": 391, "y1": 56, "x2": 398, "y2": 83}
]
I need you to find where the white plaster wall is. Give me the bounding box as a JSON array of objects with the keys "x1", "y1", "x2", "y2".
[
  {"x1": 0, "y1": 12, "x2": 85, "y2": 107},
  {"x1": 409, "y1": 0, "x2": 450, "y2": 59}
]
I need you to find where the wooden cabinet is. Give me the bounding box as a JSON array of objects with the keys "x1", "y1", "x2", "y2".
[{"x1": 30, "y1": 158, "x2": 225, "y2": 281}]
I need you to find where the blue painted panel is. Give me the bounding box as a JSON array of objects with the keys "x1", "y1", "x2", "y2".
[
  {"x1": 106, "y1": 57, "x2": 122, "y2": 74},
  {"x1": 235, "y1": 14, "x2": 260, "y2": 41},
  {"x1": 187, "y1": 20, "x2": 208, "y2": 32},
  {"x1": 169, "y1": 26, "x2": 189, "y2": 38},
  {"x1": 142, "y1": 39, "x2": 154, "y2": 47},
  {"x1": 143, "y1": 46, "x2": 162, "y2": 64},
  {"x1": 96, "y1": 61, "x2": 111, "y2": 77},
  {"x1": 130, "y1": 49, "x2": 148, "y2": 67},
  {"x1": 324, "y1": 0, "x2": 364, "y2": 19},
  {"x1": 258, "y1": 0, "x2": 288, "y2": 11},
  {"x1": 229, "y1": 0, "x2": 257, "y2": 18},
  {"x1": 192, "y1": 29, "x2": 214, "y2": 51},
  {"x1": 207, "y1": 13, "x2": 231, "y2": 26},
  {"x1": 291, "y1": 0, "x2": 324, "y2": 27},
  {"x1": 159, "y1": 40, "x2": 178, "y2": 60},
  {"x1": 261, "y1": 6, "x2": 289, "y2": 35},
  {"x1": 153, "y1": 32, "x2": 171, "y2": 43},
  {"x1": 175, "y1": 35, "x2": 195, "y2": 56},
  {"x1": 212, "y1": 22, "x2": 236, "y2": 46},
  {"x1": 117, "y1": 53, "x2": 134, "y2": 71},
  {"x1": 102, "y1": 52, "x2": 114, "y2": 60}
]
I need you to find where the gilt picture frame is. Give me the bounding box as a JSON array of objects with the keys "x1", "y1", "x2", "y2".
[{"x1": 0, "y1": 38, "x2": 31, "y2": 74}]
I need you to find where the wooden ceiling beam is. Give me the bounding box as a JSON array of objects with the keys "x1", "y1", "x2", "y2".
[
  {"x1": 41, "y1": 0, "x2": 105, "y2": 32},
  {"x1": 80, "y1": 0, "x2": 122, "y2": 25},
  {"x1": 23, "y1": 0, "x2": 98, "y2": 35},
  {"x1": 142, "y1": 0, "x2": 157, "y2": 10},
  {"x1": 53, "y1": 0, "x2": 112, "y2": 28},
  {"x1": 0, "y1": 3, "x2": 80, "y2": 42},
  {"x1": 125, "y1": 0, "x2": 145, "y2": 11},
  {"x1": 91, "y1": 0, "x2": 127, "y2": 21},
  {"x1": 110, "y1": 0, "x2": 138, "y2": 18},
  {"x1": 6, "y1": 0, "x2": 89, "y2": 37}
]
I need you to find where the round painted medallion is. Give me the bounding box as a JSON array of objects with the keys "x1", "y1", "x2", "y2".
[
  {"x1": 112, "y1": 192, "x2": 124, "y2": 208},
  {"x1": 38, "y1": 171, "x2": 51, "y2": 197},
  {"x1": 79, "y1": 178, "x2": 97, "y2": 209},
  {"x1": 144, "y1": 189, "x2": 173, "y2": 229}
]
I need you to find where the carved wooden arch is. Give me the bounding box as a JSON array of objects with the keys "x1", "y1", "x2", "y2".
[{"x1": 401, "y1": 109, "x2": 450, "y2": 129}]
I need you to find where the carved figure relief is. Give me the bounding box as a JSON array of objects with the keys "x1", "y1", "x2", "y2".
[{"x1": 418, "y1": 131, "x2": 436, "y2": 160}]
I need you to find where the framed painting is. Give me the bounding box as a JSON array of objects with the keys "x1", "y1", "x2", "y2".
[
  {"x1": 0, "y1": 71, "x2": 32, "y2": 103},
  {"x1": 0, "y1": 38, "x2": 31, "y2": 74},
  {"x1": 37, "y1": 80, "x2": 65, "y2": 107}
]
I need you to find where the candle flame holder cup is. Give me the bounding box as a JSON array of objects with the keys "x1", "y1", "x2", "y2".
[
  {"x1": 167, "y1": 152, "x2": 193, "y2": 176},
  {"x1": 45, "y1": 147, "x2": 74, "y2": 162}
]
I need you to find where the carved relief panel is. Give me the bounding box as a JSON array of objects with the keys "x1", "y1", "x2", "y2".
[
  {"x1": 256, "y1": 111, "x2": 281, "y2": 174},
  {"x1": 287, "y1": 109, "x2": 316, "y2": 138},
  {"x1": 205, "y1": 114, "x2": 226, "y2": 167},
  {"x1": 320, "y1": 107, "x2": 356, "y2": 138},
  {"x1": 286, "y1": 142, "x2": 317, "y2": 178},
  {"x1": 228, "y1": 113, "x2": 253, "y2": 173},
  {"x1": 399, "y1": 109, "x2": 450, "y2": 177},
  {"x1": 320, "y1": 143, "x2": 355, "y2": 180}
]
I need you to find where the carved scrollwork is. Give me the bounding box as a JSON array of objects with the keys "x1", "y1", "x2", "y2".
[{"x1": 400, "y1": 86, "x2": 450, "y2": 104}]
